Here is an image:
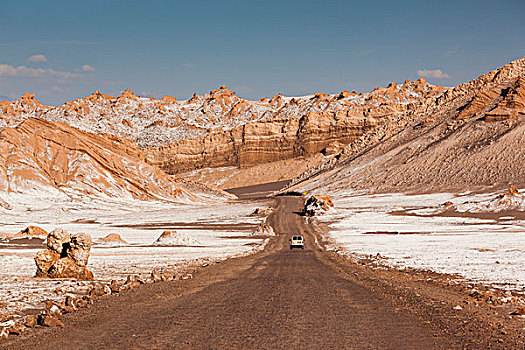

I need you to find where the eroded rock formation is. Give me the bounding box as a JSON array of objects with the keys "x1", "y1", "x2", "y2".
[
  {"x1": 35, "y1": 229, "x2": 94, "y2": 280},
  {"x1": 153, "y1": 230, "x2": 201, "y2": 246},
  {"x1": 0, "y1": 117, "x2": 230, "y2": 202}
]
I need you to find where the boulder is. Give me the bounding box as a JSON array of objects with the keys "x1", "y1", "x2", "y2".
[
  {"x1": 35, "y1": 229, "x2": 94, "y2": 280},
  {"x1": 109, "y1": 280, "x2": 121, "y2": 293},
  {"x1": 35, "y1": 249, "x2": 60, "y2": 277},
  {"x1": 68, "y1": 233, "x2": 92, "y2": 267},
  {"x1": 47, "y1": 257, "x2": 94, "y2": 280},
  {"x1": 510, "y1": 306, "x2": 525, "y2": 315},
  {"x1": 37, "y1": 313, "x2": 63, "y2": 327},
  {"x1": 303, "y1": 195, "x2": 334, "y2": 216},
  {"x1": 23, "y1": 315, "x2": 37, "y2": 328}
]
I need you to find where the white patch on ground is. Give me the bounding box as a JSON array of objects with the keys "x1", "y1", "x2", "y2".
[
  {"x1": 0, "y1": 195, "x2": 268, "y2": 316},
  {"x1": 316, "y1": 190, "x2": 525, "y2": 291}
]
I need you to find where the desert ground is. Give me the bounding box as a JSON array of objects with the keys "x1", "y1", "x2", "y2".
[{"x1": 1, "y1": 187, "x2": 525, "y2": 349}]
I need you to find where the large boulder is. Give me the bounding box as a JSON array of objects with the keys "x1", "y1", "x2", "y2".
[
  {"x1": 47, "y1": 257, "x2": 94, "y2": 280},
  {"x1": 35, "y1": 229, "x2": 94, "y2": 280},
  {"x1": 35, "y1": 249, "x2": 60, "y2": 277},
  {"x1": 303, "y1": 195, "x2": 334, "y2": 216}
]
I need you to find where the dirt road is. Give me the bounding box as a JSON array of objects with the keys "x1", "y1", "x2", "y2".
[{"x1": 2, "y1": 197, "x2": 523, "y2": 349}]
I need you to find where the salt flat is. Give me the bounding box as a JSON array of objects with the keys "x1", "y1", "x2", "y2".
[
  {"x1": 0, "y1": 194, "x2": 269, "y2": 316},
  {"x1": 318, "y1": 191, "x2": 525, "y2": 291}
]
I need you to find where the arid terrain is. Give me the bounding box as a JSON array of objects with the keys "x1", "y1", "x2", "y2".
[
  {"x1": 2, "y1": 196, "x2": 525, "y2": 349},
  {"x1": 1, "y1": 57, "x2": 525, "y2": 348}
]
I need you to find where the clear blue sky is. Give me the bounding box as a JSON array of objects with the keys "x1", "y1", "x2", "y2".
[{"x1": 1, "y1": 0, "x2": 524, "y2": 105}]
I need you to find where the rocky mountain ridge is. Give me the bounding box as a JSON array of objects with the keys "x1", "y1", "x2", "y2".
[
  {"x1": 0, "y1": 80, "x2": 445, "y2": 149},
  {"x1": 0, "y1": 118, "x2": 231, "y2": 208},
  {"x1": 285, "y1": 57, "x2": 525, "y2": 194}
]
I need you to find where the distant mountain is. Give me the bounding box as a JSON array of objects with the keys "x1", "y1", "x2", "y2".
[
  {"x1": 0, "y1": 82, "x2": 445, "y2": 149},
  {"x1": 2, "y1": 57, "x2": 524, "y2": 194},
  {"x1": 286, "y1": 57, "x2": 525, "y2": 194}
]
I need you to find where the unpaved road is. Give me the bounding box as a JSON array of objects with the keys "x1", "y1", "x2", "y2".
[{"x1": 2, "y1": 197, "x2": 524, "y2": 349}]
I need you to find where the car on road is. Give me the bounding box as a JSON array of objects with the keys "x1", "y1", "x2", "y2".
[{"x1": 289, "y1": 235, "x2": 304, "y2": 249}]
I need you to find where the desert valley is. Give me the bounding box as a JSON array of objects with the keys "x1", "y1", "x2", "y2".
[{"x1": 1, "y1": 56, "x2": 525, "y2": 348}]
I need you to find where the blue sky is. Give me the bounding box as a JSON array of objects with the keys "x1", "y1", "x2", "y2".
[{"x1": 1, "y1": 0, "x2": 524, "y2": 105}]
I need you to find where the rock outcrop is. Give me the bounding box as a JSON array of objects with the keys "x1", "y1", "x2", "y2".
[
  {"x1": 153, "y1": 230, "x2": 201, "y2": 246},
  {"x1": 145, "y1": 110, "x2": 381, "y2": 173},
  {"x1": 96, "y1": 233, "x2": 128, "y2": 246},
  {"x1": 35, "y1": 229, "x2": 94, "y2": 280},
  {"x1": 16, "y1": 226, "x2": 48, "y2": 238},
  {"x1": 0, "y1": 117, "x2": 229, "y2": 202}
]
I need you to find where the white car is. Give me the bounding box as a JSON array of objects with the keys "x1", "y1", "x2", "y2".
[{"x1": 289, "y1": 235, "x2": 304, "y2": 250}]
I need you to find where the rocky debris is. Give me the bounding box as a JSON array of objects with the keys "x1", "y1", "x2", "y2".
[
  {"x1": 252, "y1": 208, "x2": 271, "y2": 216},
  {"x1": 35, "y1": 229, "x2": 94, "y2": 280},
  {"x1": 109, "y1": 280, "x2": 122, "y2": 293},
  {"x1": 456, "y1": 186, "x2": 525, "y2": 213},
  {"x1": 96, "y1": 233, "x2": 128, "y2": 246},
  {"x1": 87, "y1": 283, "x2": 111, "y2": 298},
  {"x1": 23, "y1": 316, "x2": 37, "y2": 328},
  {"x1": 0, "y1": 260, "x2": 207, "y2": 339},
  {"x1": 153, "y1": 230, "x2": 201, "y2": 246},
  {"x1": 121, "y1": 275, "x2": 146, "y2": 290},
  {"x1": 37, "y1": 313, "x2": 63, "y2": 328},
  {"x1": 0, "y1": 320, "x2": 25, "y2": 337},
  {"x1": 510, "y1": 307, "x2": 525, "y2": 315},
  {"x1": 303, "y1": 195, "x2": 334, "y2": 216},
  {"x1": 251, "y1": 220, "x2": 275, "y2": 236}
]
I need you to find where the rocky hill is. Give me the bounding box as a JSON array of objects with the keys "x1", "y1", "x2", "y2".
[
  {"x1": 2, "y1": 57, "x2": 524, "y2": 193},
  {"x1": 0, "y1": 118, "x2": 230, "y2": 209},
  {"x1": 287, "y1": 57, "x2": 525, "y2": 194},
  {"x1": 0, "y1": 81, "x2": 445, "y2": 151}
]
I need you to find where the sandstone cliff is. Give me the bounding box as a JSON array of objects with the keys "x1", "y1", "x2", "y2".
[{"x1": 0, "y1": 118, "x2": 230, "y2": 203}]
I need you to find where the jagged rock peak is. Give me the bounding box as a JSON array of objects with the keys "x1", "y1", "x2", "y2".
[
  {"x1": 187, "y1": 92, "x2": 199, "y2": 103},
  {"x1": 161, "y1": 95, "x2": 177, "y2": 103},
  {"x1": 210, "y1": 85, "x2": 235, "y2": 96},
  {"x1": 21, "y1": 93, "x2": 36, "y2": 100},
  {"x1": 118, "y1": 88, "x2": 139, "y2": 100},
  {"x1": 88, "y1": 91, "x2": 114, "y2": 100}
]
